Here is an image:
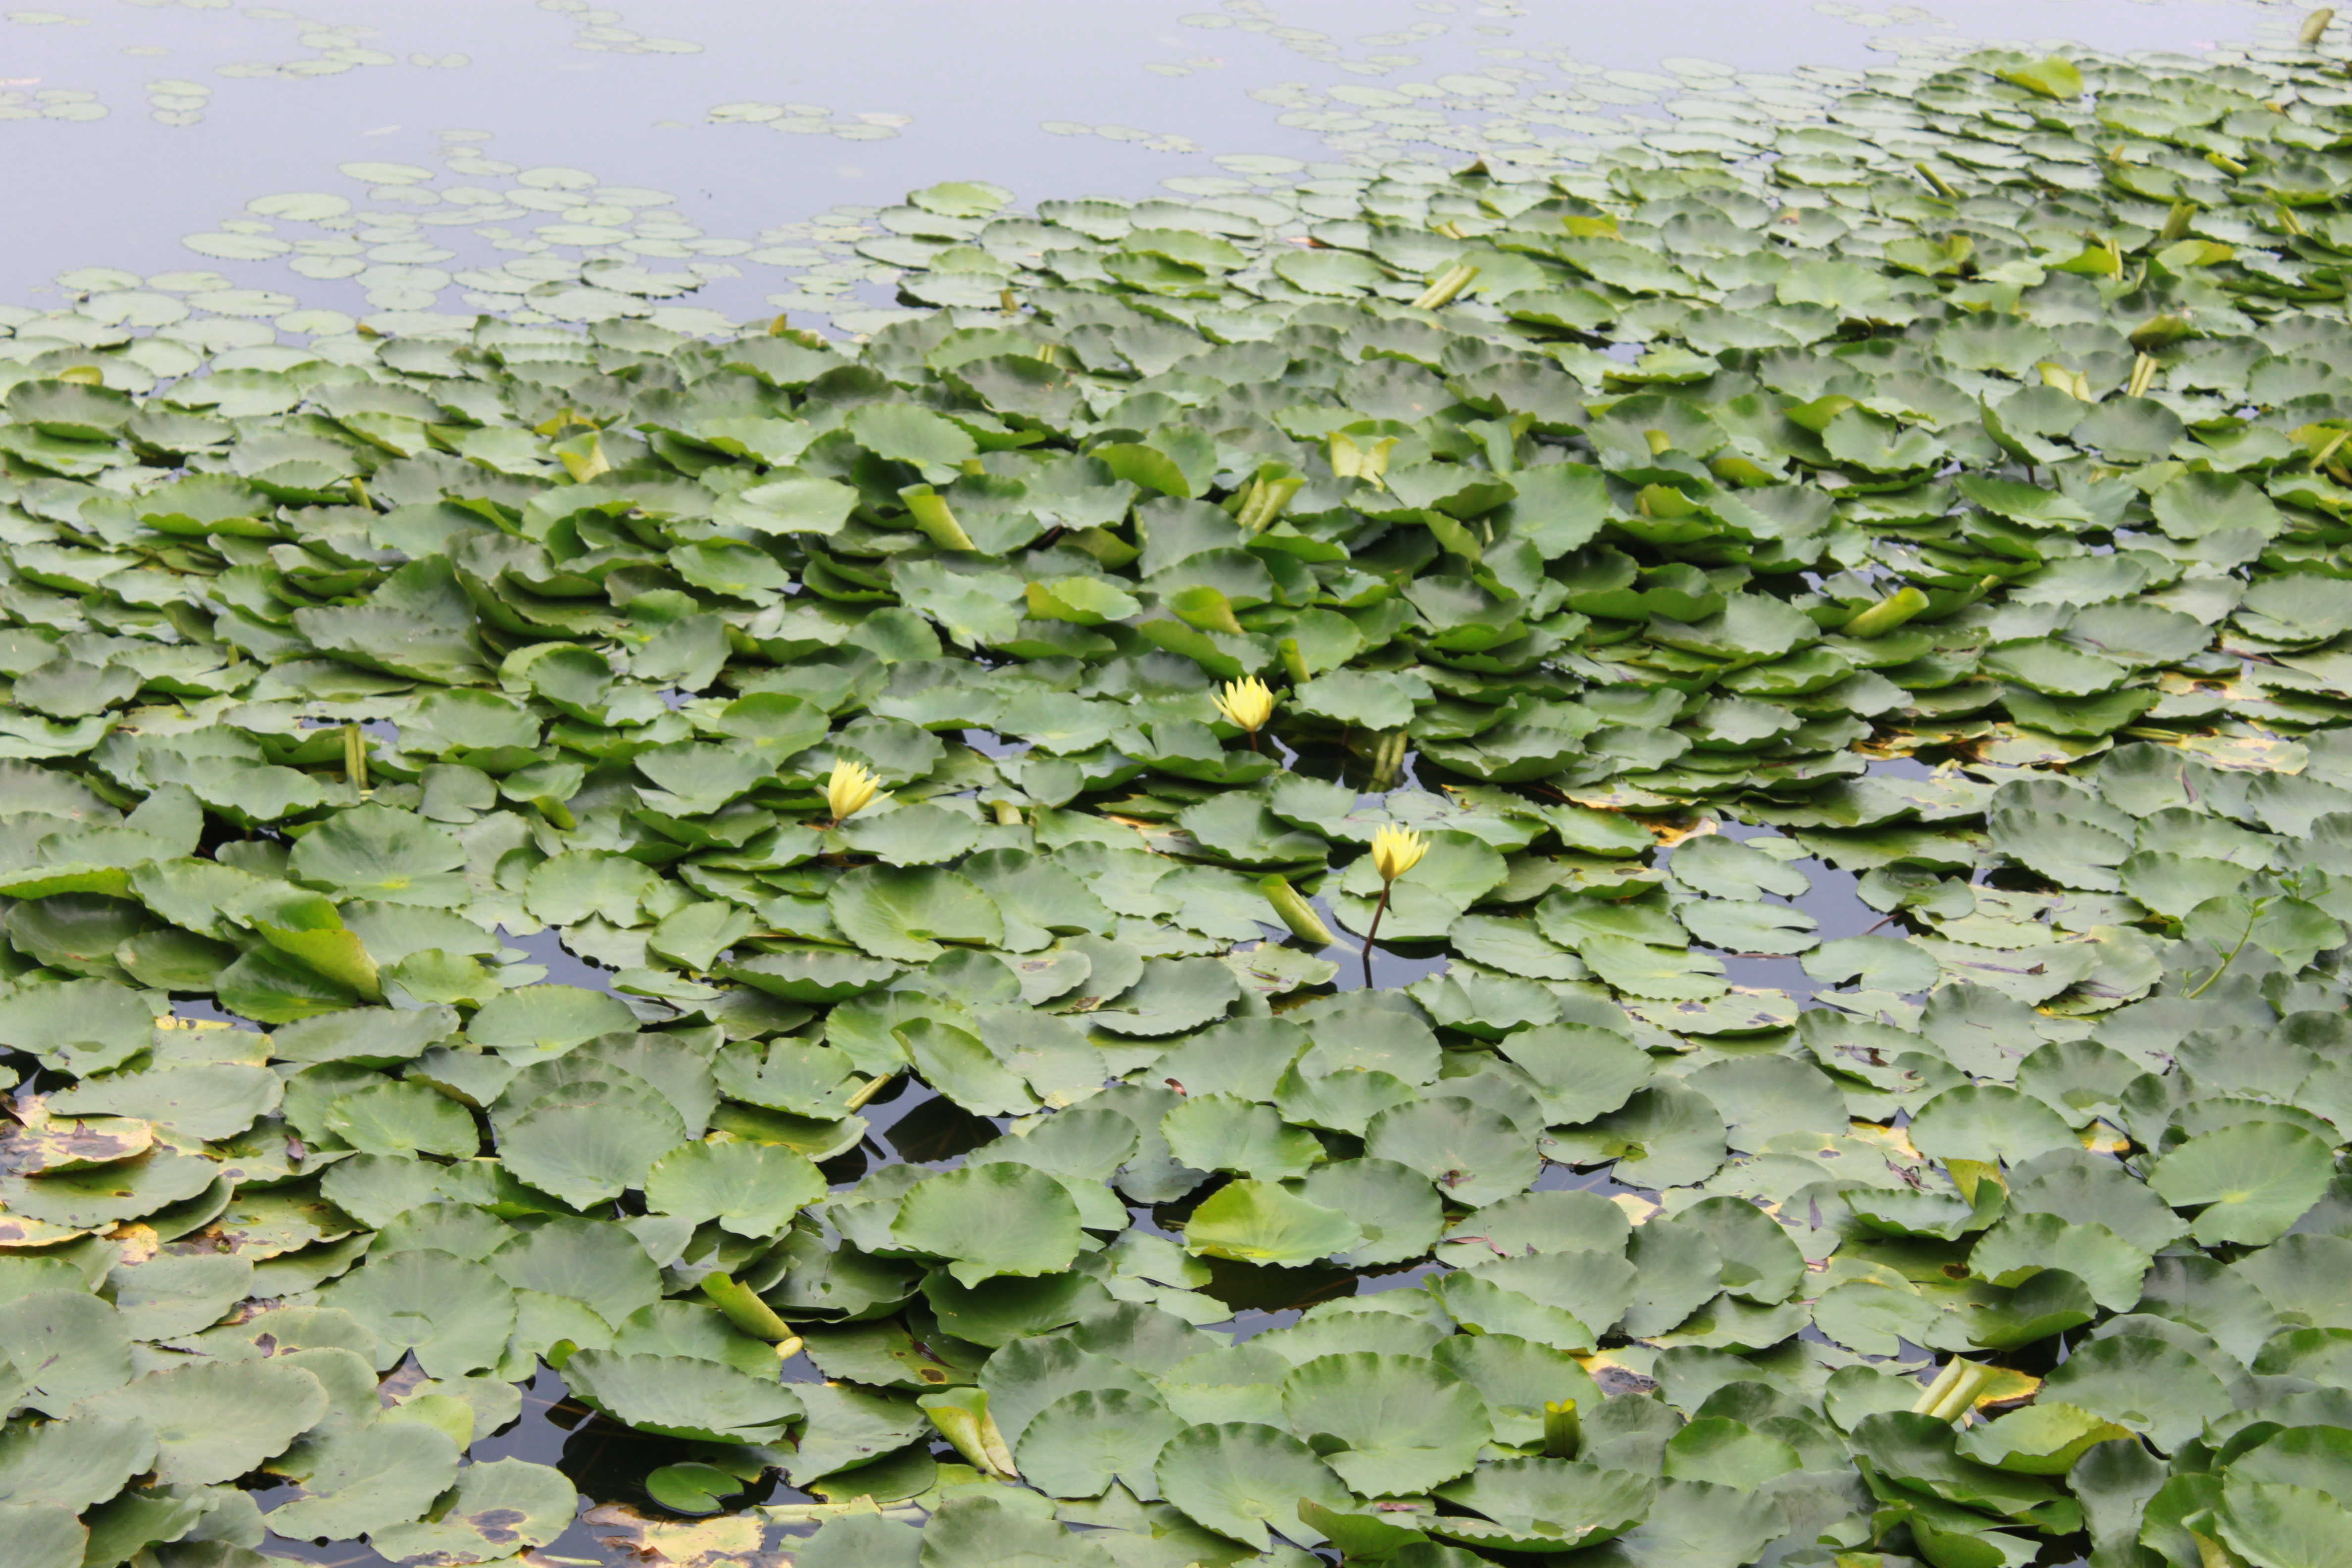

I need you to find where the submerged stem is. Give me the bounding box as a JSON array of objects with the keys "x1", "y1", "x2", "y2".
[{"x1": 2185, "y1": 906, "x2": 2261, "y2": 999}]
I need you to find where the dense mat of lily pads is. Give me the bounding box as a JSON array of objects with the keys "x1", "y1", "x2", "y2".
[{"x1": 8, "y1": 34, "x2": 2352, "y2": 1568}]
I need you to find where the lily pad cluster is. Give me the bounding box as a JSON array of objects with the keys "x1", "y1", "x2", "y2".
[{"x1": 6, "y1": 36, "x2": 2352, "y2": 1568}]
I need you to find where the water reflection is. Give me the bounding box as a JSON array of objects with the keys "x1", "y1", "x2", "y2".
[
  {"x1": 870, "y1": 1091, "x2": 1006, "y2": 1166},
  {"x1": 499, "y1": 925, "x2": 621, "y2": 993},
  {"x1": 170, "y1": 995, "x2": 265, "y2": 1029},
  {"x1": 1531, "y1": 1159, "x2": 1650, "y2": 1203}
]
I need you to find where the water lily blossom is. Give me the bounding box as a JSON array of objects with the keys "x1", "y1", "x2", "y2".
[
  {"x1": 1370, "y1": 826, "x2": 1427, "y2": 885},
  {"x1": 1213, "y1": 676, "x2": 1276, "y2": 745},
  {"x1": 1362, "y1": 827, "x2": 1427, "y2": 985},
  {"x1": 826, "y1": 758, "x2": 882, "y2": 826}
]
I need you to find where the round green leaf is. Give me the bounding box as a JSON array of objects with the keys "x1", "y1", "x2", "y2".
[
  {"x1": 640, "y1": 1461, "x2": 741, "y2": 1517},
  {"x1": 0, "y1": 979, "x2": 153, "y2": 1075},
  {"x1": 490, "y1": 1217, "x2": 665, "y2": 1327},
  {"x1": 1908, "y1": 1085, "x2": 2080, "y2": 1166},
  {"x1": 891, "y1": 1164, "x2": 1085, "y2": 1287},
  {"x1": 2041, "y1": 1332, "x2": 2234, "y2": 1451},
  {"x1": 1432, "y1": 1457, "x2": 1654, "y2": 1550},
  {"x1": 323, "y1": 1080, "x2": 481, "y2": 1159},
  {"x1": 1089, "y1": 956, "x2": 1242, "y2": 1038},
  {"x1": 74, "y1": 1363, "x2": 327, "y2": 1485},
  {"x1": 1183, "y1": 1179, "x2": 1362, "y2": 1266},
  {"x1": 0, "y1": 1505, "x2": 85, "y2": 1568},
  {"x1": 1364, "y1": 1096, "x2": 1538, "y2": 1207},
  {"x1": 1280, "y1": 1351, "x2": 1492, "y2": 1495},
  {"x1": 466, "y1": 985, "x2": 638, "y2": 1063},
  {"x1": 1662, "y1": 1418, "x2": 1803, "y2": 1490},
  {"x1": 2149, "y1": 1122, "x2": 2336, "y2": 1246},
  {"x1": 829, "y1": 866, "x2": 1004, "y2": 964},
  {"x1": 1160, "y1": 1094, "x2": 1323, "y2": 1180},
  {"x1": 1954, "y1": 1403, "x2": 2134, "y2": 1475},
  {"x1": 1543, "y1": 1082, "x2": 1728, "y2": 1189},
  {"x1": 321, "y1": 1249, "x2": 515, "y2": 1377},
  {"x1": 645, "y1": 1139, "x2": 826, "y2": 1235},
  {"x1": 287, "y1": 805, "x2": 468, "y2": 905},
  {"x1": 561, "y1": 1351, "x2": 805, "y2": 1444},
  {"x1": 1295, "y1": 1157, "x2": 1443, "y2": 1267},
  {"x1": 1153, "y1": 1421, "x2": 1353, "y2": 1550},
  {"x1": 0, "y1": 1417, "x2": 157, "y2": 1512},
  {"x1": 1013, "y1": 1387, "x2": 1185, "y2": 1501},
  {"x1": 264, "y1": 1419, "x2": 461, "y2": 1539},
  {"x1": 495, "y1": 1101, "x2": 688, "y2": 1208}
]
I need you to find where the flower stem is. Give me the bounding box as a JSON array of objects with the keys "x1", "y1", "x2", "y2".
[
  {"x1": 1362, "y1": 886, "x2": 1391, "y2": 988},
  {"x1": 2186, "y1": 906, "x2": 2260, "y2": 999},
  {"x1": 845, "y1": 1071, "x2": 897, "y2": 1112}
]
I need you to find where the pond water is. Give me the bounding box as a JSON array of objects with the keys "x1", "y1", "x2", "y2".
[
  {"x1": 1, "y1": 0, "x2": 2296, "y2": 338},
  {"x1": 0, "y1": 0, "x2": 2325, "y2": 1562}
]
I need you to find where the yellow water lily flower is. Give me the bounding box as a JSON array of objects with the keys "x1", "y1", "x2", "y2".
[
  {"x1": 825, "y1": 759, "x2": 882, "y2": 825},
  {"x1": 1213, "y1": 676, "x2": 1276, "y2": 734},
  {"x1": 1370, "y1": 826, "x2": 1428, "y2": 884}
]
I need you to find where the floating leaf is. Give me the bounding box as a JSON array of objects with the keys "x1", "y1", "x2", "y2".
[
  {"x1": 321, "y1": 1250, "x2": 515, "y2": 1377},
  {"x1": 645, "y1": 1139, "x2": 826, "y2": 1235},
  {"x1": 2149, "y1": 1122, "x2": 2335, "y2": 1246},
  {"x1": 561, "y1": 1352, "x2": 805, "y2": 1444},
  {"x1": 892, "y1": 1163, "x2": 1085, "y2": 1287},
  {"x1": 1280, "y1": 1351, "x2": 1492, "y2": 1495},
  {"x1": 1013, "y1": 1388, "x2": 1185, "y2": 1501},
  {"x1": 1153, "y1": 1421, "x2": 1353, "y2": 1550},
  {"x1": 1183, "y1": 1179, "x2": 1361, "y2": 1266}
]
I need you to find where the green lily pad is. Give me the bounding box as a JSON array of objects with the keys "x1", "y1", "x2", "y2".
[
  {"x1": 644, "y1": 1139, "x2": 826, "y2": 1235},
  {"x1": 1013, "y1": 1388, "x2": 1185, "y2": 1501},
  {"x1": 321, "y1": 1250, "x2": 515, "y2": 1377},
  {"x1": 77, "y1": 1363, "x2": 329, "y2": 1495},
  {"x1": 0, "y1": 980, "x2": 154, "y2": 1075},
  {"x1": 264, "y1": 1419, "x2": 461, "y2": 1539},
  {"x1": 561, "y1": 1351, "x2": 804, "y2": 1444},
  {"x1": 1363, "y1": 1096, "x2": 1538, "y2": 1207},
  {"x1": 2149, "y1": 1122, "x2": 2336, "y2": 1246},
  {"x1": 892, "y1": 1163, "x2": 1085, "y2": 1287},
  {"x1": 1281, "y1": 1351, "x2": 1493, "y2": 1495},
  {"x1": 830, "y1": 865, "x2": 1004, "y2": 963},
  {"x1": 1153, "y1": 1421, "x2": 1353, "y2": 1550},
  {"x1": 0, "y1": 1417, "x2": 156, "y2": 1512},
  {"x1": 1183, "y1": 1179, "x2": 1361, "y2": 1266}
]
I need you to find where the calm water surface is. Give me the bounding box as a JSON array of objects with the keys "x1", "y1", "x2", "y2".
[{"x1": 0, "y1": 0, "x2": 2294, "y2": 328}]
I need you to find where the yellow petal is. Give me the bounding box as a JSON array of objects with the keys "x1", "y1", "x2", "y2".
[
  {"x1": 1214, "y1": 677, "x2": 1275, "y2": 732},
  {"x1": 826, "y1": 759, "x2": 880, "y2": 822},
  {"x1": 1370, "y1": 826, "x2": 1428, "y2": 883}
]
